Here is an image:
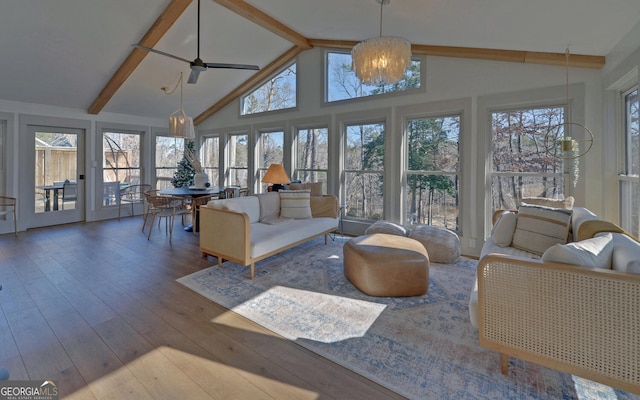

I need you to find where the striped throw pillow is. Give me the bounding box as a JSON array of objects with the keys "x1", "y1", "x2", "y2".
[
  {"x1": 279, "y1": 190, "x2": 312, "y2": 219},
  {"x1": 511, "y1": 203, "x2": 573, "y2": 255}
]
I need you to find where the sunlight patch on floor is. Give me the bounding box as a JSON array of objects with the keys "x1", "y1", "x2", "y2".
[{"x1": 213, "y1": 286, "x2": 386, "y2": 343}]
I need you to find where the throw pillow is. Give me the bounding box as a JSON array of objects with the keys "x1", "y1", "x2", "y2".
[
  {"x1": 491, "y1": 210, "x2": 517, "y2": 247},
  {"x1": 511, "y1": 203, "x2": 573, "y2": 255},
  {"x1": 364, "y1": 220, "x2": 409, "y2": 237},
  {"x1": 255, "y1": 192, "x2": 280, "y2": 221},
  {"x1": 289, "y1": 182, "x2": 323, "y2": 197},
  {"x1": 279, "y1": 190, "x2": 312, "y2": 219},
  {"x1": 521, "y1": 196, "x2": 574, "y2": 210},
  {"x1": 541, "y1": 233, "x2": 614, "y2": 269}
]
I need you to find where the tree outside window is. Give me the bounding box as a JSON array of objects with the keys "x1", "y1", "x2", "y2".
[
  {"x1": 227, "y1": 134, "x2": 248, "y2": 189},
  {"x1": 405, "y1": 115, "x2": 460, "y2": 232},
  {"x1": 491, "y1": 106, "x2": 567, "y2": 211},
  {"x1": 202, "y1": 136, "x2": 220, "y2": 187},
  {"x1": 103, "y1": 131, "x2": 141, "y2": 206},
  {"x1": 257, "y1": 130, "x2": 284, "y2": 192},
  {"x1": 345, "y1": 122, "x2": 384, "y2": 220},
  {"x1": 241, "y1": 64, "x2": 296, "y2": 115},
  {"x1": 295, "y1": 127, "x2": 328, "y2": 190}
]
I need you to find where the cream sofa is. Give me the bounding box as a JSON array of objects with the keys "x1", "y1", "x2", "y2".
[
  {"x1": 199, "y1": 191, "x2": 339, "y2": 279},
  {"x1": 469, "y1": 203, "x2": 640, "y2": 394}
]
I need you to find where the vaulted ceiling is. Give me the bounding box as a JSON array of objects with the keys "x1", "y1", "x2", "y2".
[{"x1": 1, "y1": 0, "x2": 639, "y2": 125}]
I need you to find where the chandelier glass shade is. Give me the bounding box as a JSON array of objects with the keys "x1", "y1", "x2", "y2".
[{"x1": 351, "y1": 36, "x2": 412, "y2": 85}]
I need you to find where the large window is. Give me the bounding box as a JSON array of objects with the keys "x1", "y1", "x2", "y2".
[
  {"x1": 227, "y1": 133, "x2": 248, "y2": 189},
  {"x1": 491, "y1": 106, "x2": 568, "y2": 211},
  {"x1": 620, "y1": 87, "x2": 639, "y2": 236},
  {"x1": 241, "y1": 64, "x2": 296, "y2": 115},
  {"x1": 295, "y1": 127, "x2": 328, "y2": 188},
  {"x1": 326, "y1": 52, "x2": 421, "y2": 102},
  {"x1": 344, "y1": 122, "x2": 384, "y2": 220},
  {"x1": 257, "y1": 130, "x2": 284, "y2": 192},
  {"x1": 155, "y1": 136, "x2": 183, "y2": 190},
  {"x1": 405, "y1": 115, "x2": 460, "y2": 232},
  {"x1": 103, "y1": 131, "x2": 141, "y2": 206},
  {"x1": 202, "y1": 135, "x2": 220, "y2": 187}
]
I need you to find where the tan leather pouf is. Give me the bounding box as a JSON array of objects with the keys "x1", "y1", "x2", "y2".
[{"x1": 343, "y1": 233, "x2": 429, "y2": 297}]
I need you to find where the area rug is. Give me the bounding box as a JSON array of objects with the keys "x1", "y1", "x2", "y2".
[{"x1": 177, "y1": 237, "x2": 637, "y2": 400}]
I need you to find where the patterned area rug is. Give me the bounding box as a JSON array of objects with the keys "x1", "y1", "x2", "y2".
[{"x1": 177, "y1": 237, "x2": 637, "y2": 400}]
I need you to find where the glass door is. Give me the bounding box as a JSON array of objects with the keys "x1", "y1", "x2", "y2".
[{"x1": 25, "y1": 125, "x2": 85, "y2": 228}]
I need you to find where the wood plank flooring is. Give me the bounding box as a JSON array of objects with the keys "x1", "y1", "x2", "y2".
[{"x1": 0, "y1": 218, "x2": 405, "y2": 400}]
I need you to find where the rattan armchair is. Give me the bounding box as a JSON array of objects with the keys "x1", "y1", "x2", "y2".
[{"x1": 0, "y1": 196, "x2": 17, "y2": 236}]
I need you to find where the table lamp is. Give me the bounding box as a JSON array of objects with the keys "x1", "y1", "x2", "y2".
[{"x1": 262, "y1": 163, "x2": 290, "y2": 192}]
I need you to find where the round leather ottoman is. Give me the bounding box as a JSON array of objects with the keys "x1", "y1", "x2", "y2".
[{"x1": 343, "y1": 233, "x2": 429, "y2": 297}]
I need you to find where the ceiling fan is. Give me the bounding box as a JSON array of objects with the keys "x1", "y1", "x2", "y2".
[{"x1": 133, "y1": 0, "x2": 259, "y2": 84}]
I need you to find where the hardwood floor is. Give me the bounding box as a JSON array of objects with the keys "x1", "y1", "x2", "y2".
[{"x1": 0, "y1": 218, "x2": 404, "y2": 400}]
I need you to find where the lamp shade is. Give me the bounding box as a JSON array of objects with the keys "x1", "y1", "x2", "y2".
[
  {"x1": 169, "y1": 108, "x2": 195, "y2": 139},
  {"x1": 261, "y1": 164, "x2": 290, "y2": 184}
]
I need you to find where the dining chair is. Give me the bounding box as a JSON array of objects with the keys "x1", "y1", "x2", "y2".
[
  {"x1": 0, "y1": 196, "x2": 17, "y2": 236},
  {"x1": 118, "y1": 184, "x2": 152, "y2": 220},
  {"x1": 143, "y1": 190, "x2": 190, "y2": 243},
  {"x1": 61, "y1": 181, "x2": 77, "y2": 210}
]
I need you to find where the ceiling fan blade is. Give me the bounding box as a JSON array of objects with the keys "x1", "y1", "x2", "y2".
[
  {"x1": 132, "y1": 44, "x2": 192, "y2": 64},
  {"x1": 187, "y1": 69, "x2": 201, "y2": 84},
  {"x1": 204, "y1": 62, "x2": 260, "y2": 71}
]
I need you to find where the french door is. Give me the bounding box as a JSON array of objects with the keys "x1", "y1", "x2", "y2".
[{"x1": 22, "y1": 125, "x2": 85, "y2": 228}]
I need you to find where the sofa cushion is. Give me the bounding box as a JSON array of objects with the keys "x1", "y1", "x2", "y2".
[
  {"x1": 511, "y1": 203, "x2": 573, "y2": 255},
  {"x1": 541, "y1": 233, "x2": 614, "y2": 269},
  {"x1": 491, "y1": 211, "x2": 517, "y2": 247},
  {"x1": 217, "y1": 196, "x2": 260, "y2": 223},
  {"x1": 255, "y1": 192, "x2": 281, "y2": 221},
  {"x1": 250, "y1": 217, "x2": 338, "y2": 257},
  {"x1": 365, "y1": 220, "x2": 409, "y2": 236},
  {"x1": 289, "y1": 182, "x2": 323, "y2": 196},
  {"x1": 310, "y1": 195, "x2": 339, "y2": 218},
  {"x1": 279, "y1": 190, "x2": 312, "y2": 219},
  {"x1": 521, "y1": 196, "x2": 574, "y2": 210}
]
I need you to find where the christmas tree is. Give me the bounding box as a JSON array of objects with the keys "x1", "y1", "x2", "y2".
[{"x1": 171, "y1": 140, "x2": 196, "y2": 188}]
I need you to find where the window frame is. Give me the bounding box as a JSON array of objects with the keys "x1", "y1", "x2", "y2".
[
  {"x1": 225, "y1": 132, "x2": 249, "y2": 189},
  {"x1": 255, "y1": 128, "x2": 285, "y2": 193},
  {"x1": 324, "y1": 50, "x2": 425, "y2": 105},
  {"x1": 618, "y1": 85, "x2": 639, "y2": 237},
  {"x1": 293, "y1": 125, "x2": 329, "y2": 187}
]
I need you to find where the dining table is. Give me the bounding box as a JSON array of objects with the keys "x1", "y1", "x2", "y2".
[
  {"x1": 159, "y1": 186, "x2": 222, "y2": 232},
  {"x1": 36, "y1": 183, "x2": 64, "y2": 211}
]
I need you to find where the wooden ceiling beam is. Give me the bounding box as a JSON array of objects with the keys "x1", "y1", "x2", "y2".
[
  {"x1": 308, "y1": 39, "x2": 606, "y2": 69},
  {"x1": 211, "y1": 0, "x2": 311, "y2": 49},
  {"x1": 87, "y1": 0, "x2": 192, "y2": 115},
  {"x1": 194, "y1": 45, "x2": 304, "y2": 125}
]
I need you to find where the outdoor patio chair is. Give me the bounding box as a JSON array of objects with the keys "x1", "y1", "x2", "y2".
[
  {"x1": 61, "y1": 181, "x2": 77, "y2": 210},
  {"x1": 143, "y1": 190, "x2": 190, "y2": 243},
  {"x1": 0, "y1": 196, "x2": 17, "y2": 236},
  {"x1": 118, "y1": 184, "x2": 152, "y2": 220}
]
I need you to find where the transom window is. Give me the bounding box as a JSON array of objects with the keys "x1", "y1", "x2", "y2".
[
  {"x1": 490, "y1": 105, "x2": 567, "y2": 211},
  {"x1": 241, "y1": 64, "x2": 296, "y2": 115},
  {"x1": 326, "y1": 52, "x2": 421, "y2": 102},
  {"x1": 619, "y1": 87, "x2": 639, "y2": 236},
  {"x1": 295, "y1": 127, "x2": 328, "y2": 189},
  {"x1": 405, "y1": 115, "x2": 461, "y2": 232},
  {"x1": 344, "y1": 122, "x2": 385, "y2": 220}
]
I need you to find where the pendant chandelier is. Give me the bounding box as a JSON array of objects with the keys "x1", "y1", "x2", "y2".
[
  {"x1": 544, "y1": 48, "x2": 594, "y2": 160},
  {"x1": 162, "y1": 72, "x2": 195, "y2": 139},
  {"x1": 351, "y1": 0, "x2": 411, "y2": 86}
]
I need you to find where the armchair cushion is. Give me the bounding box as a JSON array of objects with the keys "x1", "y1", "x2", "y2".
[
  {"x1": 511, "y1": 203, "x2": 573, "y2": 255},
  {"x1": 541, "y1": 233, "x2": 614, "y2": 269},
  {"x1": 491, "y1": 211, "x2": 517, "y2": 247}
]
